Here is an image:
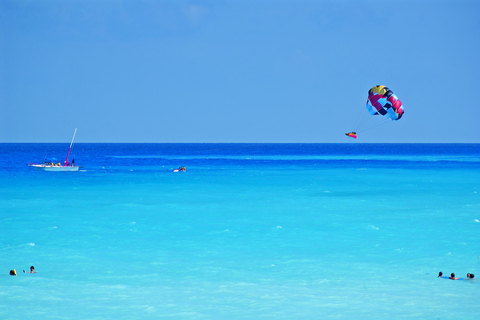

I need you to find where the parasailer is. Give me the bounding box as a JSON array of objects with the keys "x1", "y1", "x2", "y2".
[{"x1": 346, "y1": 85, "x2": 404, "y2": 139}]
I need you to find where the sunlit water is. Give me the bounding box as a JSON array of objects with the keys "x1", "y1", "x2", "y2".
[{"x1": 1, "y1": 143, "x2": 479, "y2": 319}]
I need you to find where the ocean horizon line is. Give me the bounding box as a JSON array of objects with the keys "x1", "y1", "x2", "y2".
[{"x1": 2, "y1": 142, "x2": 479, "y2": 145}]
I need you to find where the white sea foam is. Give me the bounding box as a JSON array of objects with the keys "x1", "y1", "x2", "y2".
[{"x1": 144, "y1": 305, "x2": 156, "y2": 313}]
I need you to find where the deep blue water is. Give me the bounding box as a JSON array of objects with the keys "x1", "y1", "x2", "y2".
[{"x1": 1, "y1": 143, "x2": 480, "y2": 319}]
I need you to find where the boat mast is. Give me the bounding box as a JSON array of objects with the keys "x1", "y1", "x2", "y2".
[{"x1": 65, "y1": 128, "x2": 77, "y2": 166}]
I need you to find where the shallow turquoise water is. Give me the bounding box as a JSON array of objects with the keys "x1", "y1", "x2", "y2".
[{"x1": 1, "y1": 144, "x2": 479, "y2": 319}]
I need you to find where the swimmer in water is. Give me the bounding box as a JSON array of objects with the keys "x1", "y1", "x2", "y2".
[
  {"x1": 449, "y1": 273, "x2": 459, "y2": 280},
  {"x1": 23, "y1": 266, "x2": 37, "y2": 273}
]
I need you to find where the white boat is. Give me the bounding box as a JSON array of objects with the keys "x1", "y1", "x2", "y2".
[
  {"x1": 29, "y1": 162, "x2": 79, "y2": 172},
  {"x1": 29, "y1": 129, "x2": 79, "y2": 172}
]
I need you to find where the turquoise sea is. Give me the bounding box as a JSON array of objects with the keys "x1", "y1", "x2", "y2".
[{"x1": 1, "y1": 143, "x2": 479, "y2": 319}]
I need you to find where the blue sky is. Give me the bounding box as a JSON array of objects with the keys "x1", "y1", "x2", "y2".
[{"x1": 1, "y1": 0, "x2": 479, "y2": 143}]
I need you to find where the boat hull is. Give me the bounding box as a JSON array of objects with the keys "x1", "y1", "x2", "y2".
[{"x1": 29, "y1": 164, "x2": 79, "y2": 172}]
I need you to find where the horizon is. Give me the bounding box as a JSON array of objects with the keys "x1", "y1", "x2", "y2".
[{"x1": 3, "y1": 141, "x2": 479, "y2": 145}]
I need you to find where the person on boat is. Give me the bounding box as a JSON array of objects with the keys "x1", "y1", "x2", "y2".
[{"x1": 72, "y1": 159, "x2": 75, "y2": 167}]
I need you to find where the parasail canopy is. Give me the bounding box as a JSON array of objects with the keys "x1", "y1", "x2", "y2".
[{"x1": 366, "y1": 85, "x2": 404, "y2": 121}]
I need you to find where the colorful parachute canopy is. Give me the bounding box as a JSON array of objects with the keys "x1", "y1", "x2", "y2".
[{"x1": 366, "y1": 85, "x2": 404, "y2": 121}]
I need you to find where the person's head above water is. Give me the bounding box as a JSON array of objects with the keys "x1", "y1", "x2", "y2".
[
  {"x1": 449, "y1": 273, "x2": 459, "y2": 280},
  {"x1": 438, "y1": 272, "x2": 443, "y2": 277},
  {"x1": 26, "y1": 266, "x2": 36, "y2": 273},
  {"x1": 467, "y1": 273, "x2": 475, "y2": 279}
]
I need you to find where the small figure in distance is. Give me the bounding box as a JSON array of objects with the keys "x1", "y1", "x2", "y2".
[
  {"x1": 438, "y1": 271, "x2": 445, "y2": 278},
  {"x1": 23, "y1": 266, "x2": 37, "y2": 273},
  {"x1": 449, "y1": 272, "x2": 459, "y2": 280},
  {"x1": 467, "y1": 273, "x2": 475, "y2": 279}
]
